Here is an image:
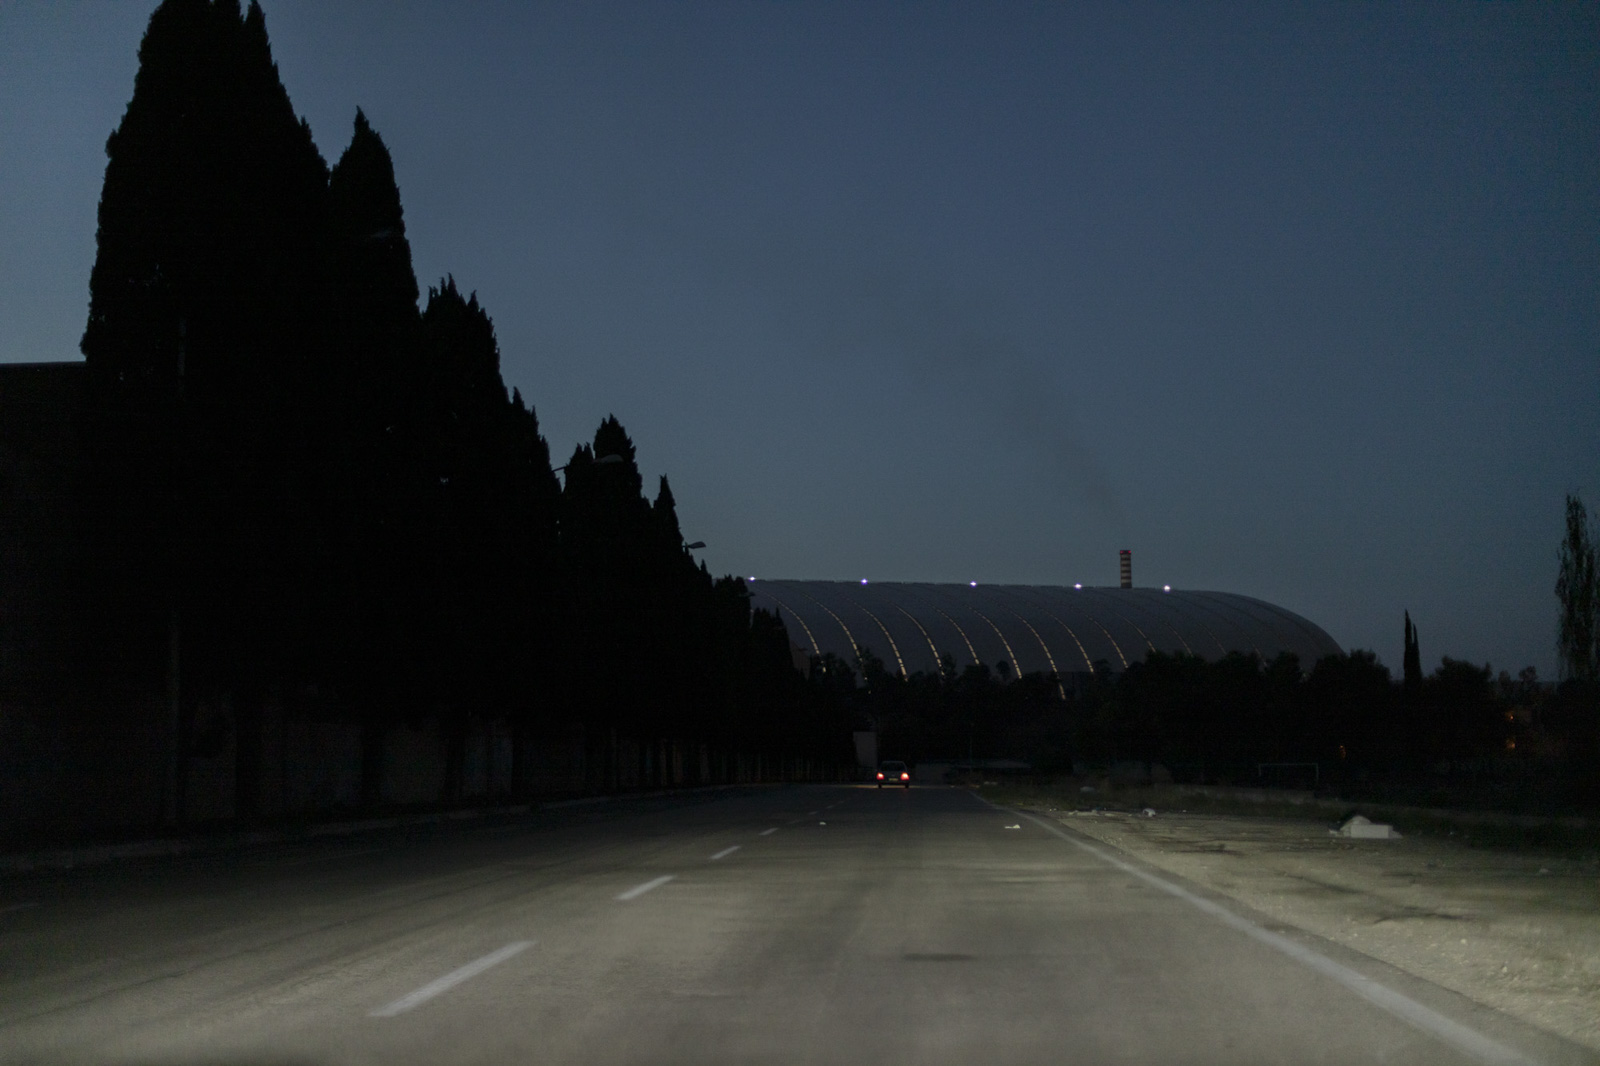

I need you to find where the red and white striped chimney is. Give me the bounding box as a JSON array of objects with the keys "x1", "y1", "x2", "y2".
[{"x1": 1119, "y1": 549, "x2": 1132, "y2": 589}]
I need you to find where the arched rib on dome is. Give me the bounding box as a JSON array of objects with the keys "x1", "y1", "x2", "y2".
[{"x1": 746, "y1": 581, "x2": 1341, "y2": 684}]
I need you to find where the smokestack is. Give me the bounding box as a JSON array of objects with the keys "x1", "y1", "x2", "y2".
[{"x1": 1119, "y1": 549, "x2": 1132, "y2": 589}]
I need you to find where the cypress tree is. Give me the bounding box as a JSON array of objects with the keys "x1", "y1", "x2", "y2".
[
  {"x1": 503, "y1": 387, "x2": 561, "y2": 795},
  {"x1": 1555, "y1": 495, "x2": 1597, "y2": 683},
  {"x1": 652, "y1": 475, "x2": 683, "y2": 549},
  {"x1": 80, "y1": 0, "x2": 329, "y2": 821},
  {"x1": 322, "y1": 109, "x2": 428, "y2": 804},
  {"x1": 420, "y1": 278, "x2": 559, "y2": 798},
  {"x1": 1403, "y1": 610, "x2": 1422, "y2": 694}
]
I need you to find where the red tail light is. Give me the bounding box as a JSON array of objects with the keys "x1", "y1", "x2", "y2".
[
  {"x1": 876, "y1": 772, "x2": 884, "y2": 779},
  {"x1": 900, "y1": 772, "x2": 910, "y2": 780}
]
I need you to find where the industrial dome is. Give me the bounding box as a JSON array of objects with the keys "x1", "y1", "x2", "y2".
[{"x1": 745, "y1": 580, "x2": 1340, "y2": 680}]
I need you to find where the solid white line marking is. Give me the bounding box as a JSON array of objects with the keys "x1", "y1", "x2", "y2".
[
  {"x1": 710, "y1": 846, "x2": 740, "y2": 861},
  {"x1": 759, "y1": 828, "x2": 778, "y2": 836},
  {"x1": 0, "y1": 901, "x2": 39, "y2": 916},
  {"x1": 616, "y1": 874, "x2": 675, "y2": 901},
  {"x1": 369, "y1": 941, "x2": 533, "y2": 1017},
  {"x1": 1007, "y1": 805, "x2": 1539, "y2": 1066}
]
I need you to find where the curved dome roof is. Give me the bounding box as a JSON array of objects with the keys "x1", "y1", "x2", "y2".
[{"x1": 746, "y1": 581, "x2": 1340, "y2": 678}]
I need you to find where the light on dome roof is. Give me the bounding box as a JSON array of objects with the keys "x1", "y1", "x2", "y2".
[
  {"x1": 748, "y1": 576, "x2": 756, "y2": 581},
  {"x1": 1074, "y1": 583, "x2": 1082, "y2": 589},
  {"x1": 969, "y1": 581, "x2": 977, "y2": 587},
  {"x1": 860, "y1": 579, "x2": 868, "y2": 585},
  {"x1": 1163, "y1": 585, "x2": 1172, "y2": 592}
]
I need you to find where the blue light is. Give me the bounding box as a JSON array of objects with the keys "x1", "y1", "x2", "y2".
[
  {"x1": 969, "y1": 581, "x2": 977, "y2": 587},
  {"x1": 860, "y1": 579, "x2": 868, "y2": 585},
  {"x1": 1074, "y1": 583, "x2": 1082, "y2": 589}
]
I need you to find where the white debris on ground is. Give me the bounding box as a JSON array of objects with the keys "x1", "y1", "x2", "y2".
[
  {"x1": 1142, "y1": 808, "x2": 1157, "y2": 818},
  {"x1": 1336, "y1": 814, "x2": 1402, "y2": 839},
  {"x1": 1028, "y1": 805, "x2": 1600, "y2": 1053}
]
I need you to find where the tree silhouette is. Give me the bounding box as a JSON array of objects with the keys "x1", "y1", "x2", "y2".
[
  {"x1": 1556, "y1": 495, "x2": 1597, "y2": 683},
  {"x1": 321, "y1": 109, "x2": 431, "y2": 801},
  {"x1": 420, "y1": 278, "x2": 558, "y2": 798},
  {"x1": 65, "y1": 0, "x2": 851, "y2": 826},
  {"x1": 1403, "y1": 610, "x2": 1421, "y2": 694},
  {"x1": 80, "y1": 0, "x2": 332, "y2": 820}
]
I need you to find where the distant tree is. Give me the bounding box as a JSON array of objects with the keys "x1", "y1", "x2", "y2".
[
  {"x1": 809, "y1": 653, "x2": 857, "y2": 692},
  {"x1": 1403, "y1": 611, "x2": 1422, "y2": 694},
  {"x1": 854, "y1": 644, "x2": 892, "y2": 692},
  {"x1": 1302, "y1": 650, "x2": 1393, "y2": 774},
  {"x1": 1423, "y1": 658, "x2": 1501, "y2": 762},
  {"x1": 1555, "y1": 494, "x2": 1597, "y2": 683},
  {"x1": 1258, "y1": 651, "x2": 1303, "y2": 762},
  {"x1": 1117, "y1": 651, "x2": 1207, "y2": 773}
]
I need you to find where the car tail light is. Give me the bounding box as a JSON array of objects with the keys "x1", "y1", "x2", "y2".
[
  {"x1": 876, "y1": 772, "x2": 884, "y2": 779},
  {"x1": 900, "y1": 773, "x2": 910, "y2": 780}
]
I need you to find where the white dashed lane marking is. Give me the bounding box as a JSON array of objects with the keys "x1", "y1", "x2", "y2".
[
  {"x1": 710, "y1": 846, "x2": 740, "y2": 861},
  {"x1": 759, "y1": 828, "x2": 778, "y2": 836},
  {"x1": 0, "y1": 901, "x2": 39, "y2": 916},
  {"x1": 370, "y1": 941, "x2": 534, "y2": 1017},
  {"x1": 616, "y1": 875, "x2": 675, "y2": 901}
]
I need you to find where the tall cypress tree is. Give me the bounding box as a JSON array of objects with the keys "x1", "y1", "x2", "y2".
[
  {"x1": 80, "y1": 0, "x2": 329, "y2": 820},
  {"x1": 1555, "y1": 495, "x2": 1597, "y2": 683},
  {"x1": 420, "y1": 278, "x2": 558, "y2": 798},
  {"x1": 325, "y1": 108, "x2": 421, "y2": 422},
  {"x1": 322, "y1": 109, "x2": 428, "y2": 803},
  {"x1": 1403, "y1": 610, "x2": 1422, "y2": 693}
]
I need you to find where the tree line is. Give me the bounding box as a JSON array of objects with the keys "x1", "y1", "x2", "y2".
[
  {"x1": 835, "y1": 512, "x2": 1598, "y2": 798},
  {"x1": 67, "y1": 0, "x2": 845, "y2": 819},
  {"x1": 837, "y1": 642, "x2": 1593, "y2": 793}
]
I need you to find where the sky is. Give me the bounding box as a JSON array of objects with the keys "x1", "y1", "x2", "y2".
[{"x1": 2, "y1": 1, "x2": 1596, "y2": 679}]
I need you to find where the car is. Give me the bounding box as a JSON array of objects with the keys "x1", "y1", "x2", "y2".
[{"x1": 876, "y1": 760, "x2": 911, "y2": 788}]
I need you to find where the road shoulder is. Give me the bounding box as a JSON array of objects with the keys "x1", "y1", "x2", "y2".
[{"x1": 998, "y1": 793, "x2": 1600, "y2": 1057}]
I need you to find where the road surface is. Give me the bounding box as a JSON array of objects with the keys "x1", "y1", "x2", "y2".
[{"x1": 0, "y1": 785, "x2": 1586, "y2": 1065}]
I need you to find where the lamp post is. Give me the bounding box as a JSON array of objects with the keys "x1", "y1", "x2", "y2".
[{"x1": 553, "y1": 451, "x2": 623, "y2": 486}]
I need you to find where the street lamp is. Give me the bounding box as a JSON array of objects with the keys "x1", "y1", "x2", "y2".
[{"x1": 553, "y1": 452, "x2": 624, "y2": 482}]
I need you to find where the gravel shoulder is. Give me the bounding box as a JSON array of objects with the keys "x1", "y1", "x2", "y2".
[{"x1": 997, "y1": 790, "x2": 1600, "y2": 1052}]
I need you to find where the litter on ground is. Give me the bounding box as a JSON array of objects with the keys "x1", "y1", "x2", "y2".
[{"x1": 1333, "y1": 814, "x2": 1402, "y2": 839}]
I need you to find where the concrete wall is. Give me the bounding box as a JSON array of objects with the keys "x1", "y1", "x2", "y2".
[
  {"x1": 381, "y1": 721, "x2": 444, "y2": 806},
  {"x1": 0, "y1": 696, "x2": 168, "y2": 843},
  {"x1": 2, "y1": 694, "x2": 833, "y2": 848}
]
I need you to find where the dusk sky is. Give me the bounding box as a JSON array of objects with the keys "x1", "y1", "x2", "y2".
[{"x1": 2, "y1": 2, "x2": 1595, "y2": 679}]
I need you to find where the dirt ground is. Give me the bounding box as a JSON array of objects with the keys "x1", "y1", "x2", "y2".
[{"x1": 996, "y1": 790, "x2": 1600, "y2": 1053}]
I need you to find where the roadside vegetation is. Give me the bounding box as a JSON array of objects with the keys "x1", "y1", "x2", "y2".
[{"x1": 848, "y1": 495, "x2": 1598, "y2": 819}]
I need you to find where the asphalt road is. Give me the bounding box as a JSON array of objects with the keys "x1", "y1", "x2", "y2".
[{"x1": 0, "y1": 785, "x2": 1585, "y2": 1066}]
